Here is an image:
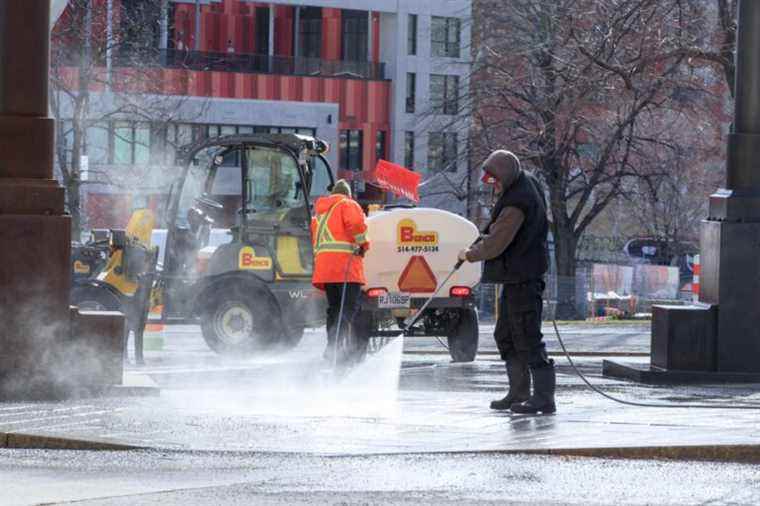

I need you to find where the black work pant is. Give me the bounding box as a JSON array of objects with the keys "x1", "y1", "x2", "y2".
[
  {"x1": 325, "y1": 283, "x2": 362, "y2": 346},
  {"x1": 493, "y1": 279, "x2": 549, "y2": 368}
]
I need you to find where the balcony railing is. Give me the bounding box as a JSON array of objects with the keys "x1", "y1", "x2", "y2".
[{"x1": 110, "y1": 49, "x2": 387, "y2": 81}]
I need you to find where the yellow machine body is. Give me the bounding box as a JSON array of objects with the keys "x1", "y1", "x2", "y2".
[{"x1": 97, "y1": 209, "x2": 156, "y2": 297}]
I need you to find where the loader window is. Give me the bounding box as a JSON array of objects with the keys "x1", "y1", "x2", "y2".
[
  {"x1": 309, "y1": 155, "x2": 334, "y2": 200},
  {"x1": 244, "y1": 147, "x2": 303, "y2": 214},
  {"x1": 244, "y1": 147, "x2": 311, "y2": 278},
  {"x1": 176, "y1": 165, "x2": 206, "y2": 228}
]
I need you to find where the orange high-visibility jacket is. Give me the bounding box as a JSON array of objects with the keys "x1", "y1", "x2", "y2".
[{"x1": 311, "y1": 194, "x2": 370, "y2": 289}]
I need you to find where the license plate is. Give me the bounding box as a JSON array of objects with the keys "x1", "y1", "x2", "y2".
[{"x1": 378, "y1": 293, "x2": 411, "y2": 309}]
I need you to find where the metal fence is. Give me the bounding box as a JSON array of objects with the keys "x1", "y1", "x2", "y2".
[{"x1": 477, "y1": 262, "x2": 687, "y2": 323}]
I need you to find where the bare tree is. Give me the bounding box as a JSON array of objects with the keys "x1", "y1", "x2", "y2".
[
  {"x1": 50, "y1": 0, "x2": 198, "y2": 238},
  {"x1": 469, "y1": 0, "x2": 727, "y2": 318}
]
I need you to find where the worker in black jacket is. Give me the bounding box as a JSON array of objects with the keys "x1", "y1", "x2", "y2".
[{"x1": 458, "y1": 150, "x2": 554, "y2": 414}]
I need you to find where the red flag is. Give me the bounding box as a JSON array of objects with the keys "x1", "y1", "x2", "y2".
[{"x1": 364, "y1": 160, "x2": 421, "y2": 203}]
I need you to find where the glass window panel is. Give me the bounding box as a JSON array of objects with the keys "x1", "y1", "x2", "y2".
[
  {"x1": 86, "y1": 124, "x2": 109, "y2": 164},
  {"x1": 348, "y1": 129, "x2": 362, "y2": 170},
  {"x1": 447, "y1": 18, "x2": 461, "y2": 57},
  {"x1": 220, "y1": 125, "x2": 236, "y2": 136},
  {"x1": 245, "y1": 147, "x2": 303, "y2": 213},
  {"x1": 177, "y1": 124, "x2": 193, "y2": 147},
  {"x1": 134, "y1": 124, "x2": 150, "y2": 165},
  {"x1": 430, "y1": 74, "x2": 445, "y2": 114},
  {"x1": 431, "y1": 17, "x2": 446, "y2": 57},
  {"x1": 444, "y1": 133, "x2": 458, "y2": 172},
  {"x1": 238, "y1": 126, "x2": 254, "y2": 134},
  {"x1": 431, "y1": 17, "x2": 460, "y2": 57},
  {"x1": 211, "y1": 157, "x2": 241, "y2": 195},
  {"x1": 404, "y1": 131, "x2": 415, "y2": 169},
  {"x1": 408, "y1": 14, "x2": 417, "y2": 55},
  {"x1": 428, "y1": 132, "x2": 443, "y2": 172},
  {"x1": 341, "y1": 9, "x2": 368, "y2": 62},
  {"x1": 300, "y1": 7, "x2": 322, "y2": 58},
  {"x1": 446, "y1": 75, "x2": 459, "y2": 114},
  {"x1": 406, "y1": 73, "x2": 416, "y2": 113},
  {"x1": 309, "y1": 155, "x2": 333, "y2": 199},
  {"x1": 375, "y1": 130, "x2": 386, "y2": 162},
  {"x1": 113, "y1": 122, "x2": 133, "y2": 164}
]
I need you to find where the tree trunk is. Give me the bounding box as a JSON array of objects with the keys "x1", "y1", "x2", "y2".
[
  {"x1": 68, "y1": 178, "x2": 82, "y2": 242},
  {"x1": 69, "y1": 118, "x2": 85, "y2": 242},
  {"x1": 553, "y1": 227, "x2": 580, "y2": 320}
]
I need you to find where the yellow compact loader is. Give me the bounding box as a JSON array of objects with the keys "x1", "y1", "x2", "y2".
[{"x1": 72, "y1": 134, "x2": 335, "y2": 358}]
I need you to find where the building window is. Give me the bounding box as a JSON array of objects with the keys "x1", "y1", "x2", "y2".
[
  {"x1": 428, "y1": 132, "x2": 458, "y2": 172},
  {"x1": 406, "y1": 73, "x2": 416, "y2": 114},
  {"x1": 431, "y1": 17, "x2": 461, "y2": 58},
  {"x1": 113, "y1": 122, "x2": 150, "y2": 165},
  {"x1": 404, "y1": 131, "x2": 415, "y2": 169},
  {"x1": 300, "y1": 7, "x2": 322, "y2": 58},
  {"x1": 85, "y1": 124, "x2": 109, "y2": 165},
  {"x1": 341, "y1": 9, "x2": 368, "y2": 62},
  {"x1": 408, "y1": 14, "x2": 417, "y2": 55},
  {"x1": 255, "y1": 7, "x2": 270, "y2": 54},
  {"x1": 340, "y1": 129, "x2": 363, "y2": 171},
  {"x1": 375, "y1": 130, "x2": 387, "y2": 162},
  {"x1": 430, "y1": 74, "x2": 459, "y2": 115}
]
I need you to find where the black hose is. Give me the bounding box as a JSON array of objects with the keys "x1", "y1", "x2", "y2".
[{"x1": 552, "y1": 320, "x2": 760, "y2": 410}]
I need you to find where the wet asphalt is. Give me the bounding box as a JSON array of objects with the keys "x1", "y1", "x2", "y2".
[
  {"x1": 3, "y1": 448, "x2": 760, "y2": 505},
  {"x1": 3, "y1": 322, "x2": 760, "y2": 505}
]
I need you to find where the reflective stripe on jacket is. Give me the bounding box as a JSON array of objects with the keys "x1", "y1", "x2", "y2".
[{"x1": 310, "y1": 194, "x2": 370, "y2": 289}]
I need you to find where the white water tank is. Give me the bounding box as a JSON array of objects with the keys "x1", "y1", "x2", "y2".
[{"x1": 363, "y1": 207, "x2": 481, "y2": 298}]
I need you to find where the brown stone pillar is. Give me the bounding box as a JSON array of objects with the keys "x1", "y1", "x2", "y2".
[{"x1": 0, "y1": 0, "x2": 71, "y2": 395}]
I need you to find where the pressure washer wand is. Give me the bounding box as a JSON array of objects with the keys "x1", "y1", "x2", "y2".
[{"x1": 400, "y1": 264, "x2": 462, "y2": 331}]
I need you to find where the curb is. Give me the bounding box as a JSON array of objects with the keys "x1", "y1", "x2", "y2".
[
  {"x1": 1, "y1": 431, "x2": 144, "y2": 451},
  {"x1": 4, "y1": 431, "x2": 758, "y2": 462},
  {"x1": 324, "y1": 444, "x2": 760, "y2": 464},
  {"x1": 511, "y1": 444, "x2": 760, "y2": 463}
]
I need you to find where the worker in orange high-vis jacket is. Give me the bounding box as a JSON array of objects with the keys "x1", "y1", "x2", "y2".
[{"x1": 311, "y1": 179, "x2": 370, "y2": 363}]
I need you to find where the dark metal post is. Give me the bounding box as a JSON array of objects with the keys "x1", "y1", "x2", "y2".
[
  {"x1": 699, "y1": 0, "x2": 760, "y2": 373},
  {"x1": 733, "y1": 2, "x2": 760, "y2": 138},
  {"x1": 604, "y1": 0, "x2": 760, "y2": 382}
]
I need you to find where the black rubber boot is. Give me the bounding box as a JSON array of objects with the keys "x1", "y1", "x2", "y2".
[
  {"x1": 510, "y1": 361, "x2": 556, "y2": 414},
  {"x1": 490, "y1": 358, "x2": 530, "y2": 410}
]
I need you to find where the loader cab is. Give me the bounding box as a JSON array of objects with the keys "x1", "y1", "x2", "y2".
[{"x1": 162, "y1": 134, "x2": 334, "y2": 325}]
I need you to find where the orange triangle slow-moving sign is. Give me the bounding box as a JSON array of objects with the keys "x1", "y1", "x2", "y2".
[{"x1": 398, "y1": 255, "x2": 438, "y2": 293}]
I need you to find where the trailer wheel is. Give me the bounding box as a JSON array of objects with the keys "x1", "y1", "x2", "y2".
[
  {"x1": 200, "y1": 285, "x2": 282, "y2": 355},
  {"x1": 447, "y1": 308, "x2": 479, "y2": 362}
]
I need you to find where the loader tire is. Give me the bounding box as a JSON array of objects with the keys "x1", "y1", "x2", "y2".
[
  {"x1": 200, "y1": 285, "x2": 283, "y2": 355},
  {"x1": 281, "y1": 324, "x2": 305, "y2": 349},
  {"x1": 447, "y1": 308, "x2": 479, "y2": 363}
]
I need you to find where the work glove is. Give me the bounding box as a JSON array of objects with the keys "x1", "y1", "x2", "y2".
[
  {"x1": 354, "y1": 246, "x2": 367, "y2": 257},
  {"x1": 457, "y1": 249, "x2": 469, "y2": 262}
]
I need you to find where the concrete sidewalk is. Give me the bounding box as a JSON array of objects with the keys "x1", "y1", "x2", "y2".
[{"x1": 2, "y1": 345, "x2": 760, "y2": 461}]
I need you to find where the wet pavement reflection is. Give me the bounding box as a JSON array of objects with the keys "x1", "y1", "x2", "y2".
[{"x1": 1, "y1": 325, "x2": 759, "y2": 456}]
